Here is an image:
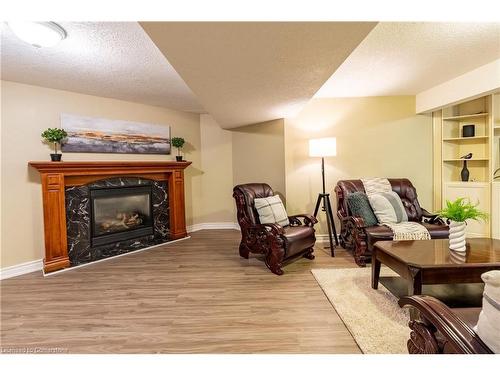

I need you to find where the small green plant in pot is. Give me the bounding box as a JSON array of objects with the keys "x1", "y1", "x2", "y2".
[
  {"x1": 41, "y1": 128, "x2": 68, "y2": 161},
  {"x1": 437, "y1": 198, "x2": 488, "y2": 252},
  {"x1": 171, "y1": 137, "x2": 185, "y2": 161}
]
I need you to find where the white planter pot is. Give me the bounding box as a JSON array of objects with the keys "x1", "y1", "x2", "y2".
[{"x1": 448, "y1": 220, "x2": 467, "y2": 252}]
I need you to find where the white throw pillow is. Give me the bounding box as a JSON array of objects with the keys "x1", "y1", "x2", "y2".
[
  {"x1": 254, "y1": 195, "x2": 290, "y2": 227},
  {"x1": 475, "y1": 270, "x2": 500, "y2": 353},
  {"x1": 368, "y1": 191, "x2": 408, "y2": 224}
]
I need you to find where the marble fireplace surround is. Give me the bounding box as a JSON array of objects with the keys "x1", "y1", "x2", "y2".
[
  {"x1": 66, "y1": 177, "x2": 168, "y2": 267},
  {"x1": 29, "y1": 161, "x2": 191, "y2": 273}
]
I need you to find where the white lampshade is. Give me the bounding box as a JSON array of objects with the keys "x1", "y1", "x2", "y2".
[
  {"x1": 309, "y1": 137, "x2": 336, "y2": 157},
  {"x1": 8, "y1": 22, "x2": 67, "y2": 48}
]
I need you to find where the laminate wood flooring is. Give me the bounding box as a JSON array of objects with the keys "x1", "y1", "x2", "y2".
[{"x1": 1, "y1": 230, "x2": 361, "y2": 353}]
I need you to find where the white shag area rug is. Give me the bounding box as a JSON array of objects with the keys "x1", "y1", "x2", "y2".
[{"x1": 311, "y1": 267, "x2": 410, "y2": 354}]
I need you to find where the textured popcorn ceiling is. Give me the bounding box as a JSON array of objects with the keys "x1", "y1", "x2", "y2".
[
  {"x1": 4, "y1": 22, "x2": 497, "y2": 125},
  {"x1": 1, "y1": 22, "x2": 205, "y2": 113},
  {"x1": 315, "y1": 22, "x2": 500, "y2": 98},
  {"x1": 141, "y1": 22, "x2": 376, "y2": 129}
]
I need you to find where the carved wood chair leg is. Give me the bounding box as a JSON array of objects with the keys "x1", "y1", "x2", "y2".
[
  {"x1": 354, "y1": 253, "x2": 366, "y2": 267},
  {"x1": 265, "y1": 247, "x2": 285, "y2": 276},
  {"x1": 353, "y1": 240, "x2": 369, "y2": 267},
  {"x1": 339, "y1": 237, "x2": 346, "y2": 249},
  {"x1": 239, "y1": 242, "x2": 250, "y2": 259},
  {"x1": 303, "y1": 247, "x2": 315, "y2": 260}
]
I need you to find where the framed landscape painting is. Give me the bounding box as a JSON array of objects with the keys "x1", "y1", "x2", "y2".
[{"x1": 61, "y1": 113, "x2": 171, "y2": 154}]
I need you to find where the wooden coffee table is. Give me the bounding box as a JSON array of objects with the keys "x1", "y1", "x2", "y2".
[{"x1": 371, "y1": 238, "x2": 500, "y2": 297}]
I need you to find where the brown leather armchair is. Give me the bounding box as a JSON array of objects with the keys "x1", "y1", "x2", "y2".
[
  {"x1": 399, "y1": 295, "x2": 493, "y2": 354},
  {"x1": 233, "y1": 183, "x2": 317, "y2": 275},
  {"x1": 335, "y1": 179, "x2": 448, "y2": 266}
]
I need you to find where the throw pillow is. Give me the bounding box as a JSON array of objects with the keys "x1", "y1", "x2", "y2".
[
  {"x1": 475, "y1": 270, "x2": 500, "y2": 353},
  {"x1": 254, "y1": 195, "x2": 290, "y2": 227},
  {"x1": 368, "y1": 191, "x2": 408, "y2": 224},
  {"x1": 347, "y1": 192, "x2": 378, "y2": 227}
]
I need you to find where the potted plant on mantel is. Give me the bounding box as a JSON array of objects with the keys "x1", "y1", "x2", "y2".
[
  {"x1": 41, "y1": 128, "x2": 68, "y2": 162},
  {"x1": 171, "y1": 137, "x2": 185, "y2": 162},
  {"x1": 438, "y1": 198, "x2": 488, "y2": 252}
]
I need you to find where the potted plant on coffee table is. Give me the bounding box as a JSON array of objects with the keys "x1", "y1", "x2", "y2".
[
  {"x1": 437, "y1": 198, "x2": 488, "y2": 252},
  {"x1": 171, "y1": 137, "x2": 185, "y2": 162},
  {"x1": 41, "y1": 128, "x2": 68, "y2": 161}
]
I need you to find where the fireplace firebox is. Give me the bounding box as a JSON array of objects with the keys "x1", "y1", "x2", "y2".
[{"x1": 90, "y1": 185, "x2": 154, "y2": 246}]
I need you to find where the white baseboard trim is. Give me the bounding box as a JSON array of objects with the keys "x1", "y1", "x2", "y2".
[
  {"x1": 1, "y1": 223, "x2": 241, "y2": 280},
  {"x1": 316, "y1": 234, "x2": 339, "y2": 243},
  {"x1": 0, "y1": 259, "x2": 43, "y2": 280},
  {"x1": 187, "y1": 222, "x2": 240, "y2": 232}
]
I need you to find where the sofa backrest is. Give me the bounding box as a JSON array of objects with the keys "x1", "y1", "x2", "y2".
[
  {"x1": 233, "y1": 183, "x2": 274, "y2": 226},
  {"x1": 335, "y1": 178, "x2": 424, "y2": 222}
]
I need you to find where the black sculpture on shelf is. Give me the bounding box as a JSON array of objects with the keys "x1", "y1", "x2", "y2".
[
  {"x1": 460, "y1": 153, "x2": 472, "y2": 182},
  {"x1": 494, "y1": 168, "x2": 500, "y2": 180}
]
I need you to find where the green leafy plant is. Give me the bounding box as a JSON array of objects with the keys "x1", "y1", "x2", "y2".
[
  {"x1": 41, "y1": 128, "x2": 67, "y2": 154},
  {"x1": 171, "y1": 137, "x2": 185, "y2": 156},
  {"x1": 437, "y1": 198, "x2": 488, "y2": 223}
]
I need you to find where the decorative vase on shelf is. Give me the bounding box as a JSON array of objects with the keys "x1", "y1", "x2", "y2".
[
  {"x1": 462, "y1": 124, "x2": 475, "y2": 138},
  {"x1": 448, "y1": 220, "x2": 467, "y2": 252},
  {"x1": 461, "y1": 160, "x2": 470, "y2": 182}
]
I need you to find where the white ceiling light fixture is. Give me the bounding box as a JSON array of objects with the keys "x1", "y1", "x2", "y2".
[{"x1": 7, "y1": 22, "x2": 67, "y2": 48}]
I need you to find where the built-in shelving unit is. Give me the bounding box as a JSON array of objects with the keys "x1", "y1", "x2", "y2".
[
  {"x1": 493, "y1": 93, "x2": 500, "y2": 239},
  {"x1": 443, "y1": 158, "x2": 489, "y2": 161},
  {"x1": 434, "y1": 94, "x2": 500, "y2": 238},
  {"x1": 442, "y1": 113, "x2": 489, "y2": 121},
  {"x1": 442, "y1": 136, "x2": 489, "y2": 141},
  {"x1": 441, "y1": 96, "x2": 491, "y2": 184}
]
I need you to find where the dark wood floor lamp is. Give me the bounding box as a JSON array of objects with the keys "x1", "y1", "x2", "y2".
[{"x1": 309, "y1": 137, "x2": 339, "y2": 256}]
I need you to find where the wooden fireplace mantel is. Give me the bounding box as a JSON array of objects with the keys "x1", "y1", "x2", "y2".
[{"x1": 29, "y1": 161, "x2": 192, "y2": 273}]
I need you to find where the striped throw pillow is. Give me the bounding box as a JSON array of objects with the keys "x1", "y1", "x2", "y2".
[
  {"x1": 254, "y1": 195, "x2": 290, "y2": 227},
  {"x1": 368, "y1": 191, "x2": 408, "y2": 224},
  {"x1": 475, "y1": 270, "x2": 500, "y2": 353}
]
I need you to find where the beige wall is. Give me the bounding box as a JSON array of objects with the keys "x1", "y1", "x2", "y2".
[
  {"x1": 285, "y1": 96, "x2": 433, "y2": 235},
  {"x1": 232, "y1": 119, "x2": 286, "y2": 198},
  {"x1": 1, "y1": 81, "x2": 202, "y2": 268},
  {"x1": 0, "y1": 82, "x2": 287, "y2": 269},
  {"x1": 199, "y1": 114, "x2": 235, "y2": 223},
  {"x1": 199, "y1": 115, "x2": 287, "y2": 223},
  {"x1": 1, "y1": 82, "x2": 433, "y2": 268}
]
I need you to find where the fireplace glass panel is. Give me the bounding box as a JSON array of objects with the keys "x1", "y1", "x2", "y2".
[{"x1": 91, "y1": 187, "x2": 153, "y2": 238}]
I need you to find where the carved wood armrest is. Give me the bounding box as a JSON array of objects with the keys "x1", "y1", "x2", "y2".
[
  {"x1": 288, "y1": 214, "x2": 318, "y2": 227},
  {"x1": 343, "y1": 215, "x2": 367, "y2": 229},
  {"x1": 260, "y1": 223, "x2": 285, "y2": 236},
  {"x1": 421, "y1": 209, "x2": 444, "y2": 225},
  {"x1": 398, "y1": 295, "x2": 492, "y2": 354}
]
